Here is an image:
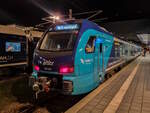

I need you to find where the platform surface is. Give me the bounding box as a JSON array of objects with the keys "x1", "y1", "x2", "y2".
[{"x1": 66, "y1": 55, "x2": 150, "y2": 113}]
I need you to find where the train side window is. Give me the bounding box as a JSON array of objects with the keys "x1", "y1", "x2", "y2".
[{"x1": 85, "y1": 36, "x2": 96, "y2": 53}]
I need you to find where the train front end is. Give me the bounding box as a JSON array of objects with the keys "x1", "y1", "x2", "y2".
[{"x1": 29, "y1": 23, "x2": 80, "y2": 97}]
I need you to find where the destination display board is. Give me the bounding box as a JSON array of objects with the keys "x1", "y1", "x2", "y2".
[{"x1": 49, "y1": 24, "x2": 80, "y2": 32}]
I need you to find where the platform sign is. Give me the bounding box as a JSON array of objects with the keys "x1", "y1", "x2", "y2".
[{"x1": 55, "y1": 24, "x2": 80, "y2": 31}]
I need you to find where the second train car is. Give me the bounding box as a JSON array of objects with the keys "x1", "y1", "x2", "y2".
[
  {"x1": 29, "y1": 19, "x2": 141, "y2": 96},
  {"x1": 0, "y1": 24, "x2": 42, "y2": 74}
]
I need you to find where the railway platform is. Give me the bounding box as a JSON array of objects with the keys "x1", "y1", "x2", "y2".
[{"x1": 66, "y1": 55, "x2": 150, "y2": 113}]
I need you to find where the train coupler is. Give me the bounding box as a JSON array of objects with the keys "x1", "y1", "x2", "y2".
[{"x1": 29, "y1": 76, "x2": 52, "y2": 99}]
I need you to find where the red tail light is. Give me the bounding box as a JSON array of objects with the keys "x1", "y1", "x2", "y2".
[
  {"x1": 34, "y1": 65, "x2": 40, "y2": 71},
  {"x1": 59, "y1": 66, "x2": 74, "y2": 74}
]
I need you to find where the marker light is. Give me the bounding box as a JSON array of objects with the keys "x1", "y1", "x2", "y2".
[
  {"x1": 59, "y1": 66, "x2": 74, "y2": 74},
  {"x1": 34, "y1": 65, "x2": 40, "y2": 71},
  {"x1": 95, "y1": 38, "x2": 103, "y2": 44}
]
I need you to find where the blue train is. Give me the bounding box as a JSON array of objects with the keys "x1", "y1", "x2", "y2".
[{"x1": 29, "y1": 19, "x2": 141, "y2": 97}]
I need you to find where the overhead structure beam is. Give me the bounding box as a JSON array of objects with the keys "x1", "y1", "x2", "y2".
[
  {"x1": 72, "y1": 10, "x2": 102, "y2": 16},
  {"x1": 137, "y1": 34, "x2": 150, "y2": 45},
  {"x1": 92, "y1": 18, "x2": 108, "y2": 23}
]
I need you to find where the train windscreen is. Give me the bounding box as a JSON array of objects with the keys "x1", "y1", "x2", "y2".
[{"x1": 40, "y1": 32, "x2": 77, "y2": 52}]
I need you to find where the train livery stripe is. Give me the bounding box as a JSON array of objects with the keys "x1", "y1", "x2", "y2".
[
  {"x1": 0, "y1": 62, "x2": 27, "y2": 67},
  {"x1": 106, "y1": 60, "x2": 125, "y2": 72}
]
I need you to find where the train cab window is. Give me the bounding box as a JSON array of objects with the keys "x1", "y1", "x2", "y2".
[
  {"x1": 40, "y1": 32, "x2": 77, "y2": 51},
  {"x1": 85, "y1": 36, "x2": 96, "y2": 53}
]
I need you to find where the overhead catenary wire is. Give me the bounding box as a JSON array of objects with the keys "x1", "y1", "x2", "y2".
[
  {"x1": 54, "y1": 10, "x2": 103, "y2": 17},
  {"x1": 36, "y1": 10, "x2": 104, "y2": 28},
  {"x1": 72, "y1": 10, "x2": 103, "y2": 16},
  {"x1": 91, "y1": 18, "x2": 108, "y2": 22},
  {"x1": 41, "y1": 10, "x2": 103, "y2": 19},
  {"x1": 35, "y1": 21, "x2": 52, "y2": 27},
  {"x1": 87, "y1": 10, "x2": 103, "y2": 20}
]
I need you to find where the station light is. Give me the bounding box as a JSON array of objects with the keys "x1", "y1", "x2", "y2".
[
  {"x1": 55, "y1": 16, "x2": 60, "y2": 20},
  {"x1": 49, "y1": 16, "x2": 60, "y2": 20}
]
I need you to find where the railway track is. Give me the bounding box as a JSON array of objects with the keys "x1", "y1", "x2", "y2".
[
  {"x1": 0, "y1": 59, "x2": 133, "y2": 113},
  {"x1": 17, "y1": 92, "x2": 85, "y2": 113},
  {"x1": 19, "y1": 104, "x2": 35, "y2": 113}
]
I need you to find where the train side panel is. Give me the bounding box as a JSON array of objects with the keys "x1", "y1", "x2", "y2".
[
  {"x1": 64, "y1": 29, "x2": 113, "y2": 95},
  {"x1": 107, "y1": 38, "x2": 141, "y2": 71}
]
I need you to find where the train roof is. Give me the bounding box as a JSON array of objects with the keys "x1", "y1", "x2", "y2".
[
  {"x1": 114, "y1": 37, "x2": 141, "y2": 48},
  {"x1": 81, "y1": 19, "x2": 113, "y2": 36},
  {"x1": 50, "y1": 19, "x2": 141, "y2": 48},
  {"x1": 54, "y1": 19, "x2": 113, "y2": 36}
]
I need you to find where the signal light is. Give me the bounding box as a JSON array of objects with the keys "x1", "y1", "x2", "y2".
[
  {"x1": 59, "y1": 66, "x2": 74, "y2": 74},
  {"x1": 34, "y1": 65, "x2": 40, "y2": 71}
]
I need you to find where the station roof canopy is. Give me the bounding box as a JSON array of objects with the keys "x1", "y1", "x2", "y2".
[{"x1": 0, "y1": 0, "x2": 150, "y2": 46}]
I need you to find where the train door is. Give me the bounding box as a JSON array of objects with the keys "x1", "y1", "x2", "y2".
[
  {"x1": 98, "y1": 38, "x2": 104, "y2": 82},
  {"x1": 94, "y1": 38, "x2": 104, "y2": 84},
  {"x1": 84, "y1": 36, "x2": 96, "y2": 74}
]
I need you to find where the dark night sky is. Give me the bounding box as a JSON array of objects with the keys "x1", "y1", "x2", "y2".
[
  {"x1": 0, "y1": 0, "x2": 150, "y2": 26},
  {"x1": 0, "y1": 0, "x2": 150, "y2": 44}
]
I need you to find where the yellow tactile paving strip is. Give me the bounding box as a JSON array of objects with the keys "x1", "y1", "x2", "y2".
[
  {"x1": 103, "y1": 59, "x2": 141, "y2": 113},
  {"x1": 116, "y1": 56, "x2": 150, "y2": 113}
]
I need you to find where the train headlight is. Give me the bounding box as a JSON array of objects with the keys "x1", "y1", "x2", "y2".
[
  {"x1": 33, "y1": 83, "x2": 39, "y2": 92},
  {"x1": 34, "y1": 65, "x2": 40, "y2": 71},
  {"x1": 59, "y1": 66, "x2": 74, "y2": 74}
]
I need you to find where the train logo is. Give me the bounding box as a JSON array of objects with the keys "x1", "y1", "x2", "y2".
[{"x1": 42, "y1": 60, "x2": 54, "y2": 66}]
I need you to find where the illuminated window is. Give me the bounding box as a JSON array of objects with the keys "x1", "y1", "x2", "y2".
[{"x1": 85, "y1": 36, "x2": 96, "y2": 53}]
